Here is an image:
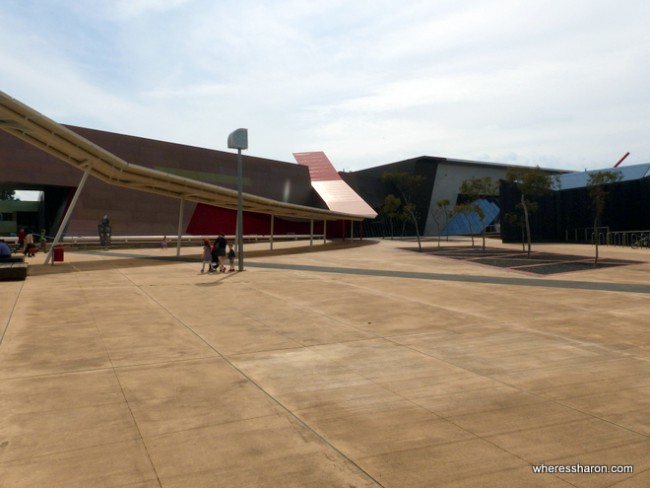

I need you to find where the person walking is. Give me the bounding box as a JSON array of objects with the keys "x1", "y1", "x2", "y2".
[
  {"x1": 200, "y1": 239, "x2": 215, "y2": 273},
  {"x1": 23, "y1": 232, "x2": 36, "y2": 256},
  {"x1": 17, "y1": 228, "x2": 25, "y2": 250},
  {"x1": 213, "y1": 233, "x2": 228, "y2": 273}
]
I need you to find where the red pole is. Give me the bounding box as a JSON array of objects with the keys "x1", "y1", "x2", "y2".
[{"x1": 614, "y1": 152, "x2": 630, "y2": 168}]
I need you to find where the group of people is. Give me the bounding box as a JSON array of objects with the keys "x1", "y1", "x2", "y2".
[
  {"x1": 17, "y1": 228, "x2": 47, "y2": 257},
  {"x1": 201, "y1": 234, "x2": 236, "y2": 273},
  {"x1": 0, "y1": 229, "x2": 48, "y2": 259}
]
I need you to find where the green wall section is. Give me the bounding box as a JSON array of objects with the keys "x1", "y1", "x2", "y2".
[{"x1": 0, "y1": 200, "x2": 41, "y2": 235}]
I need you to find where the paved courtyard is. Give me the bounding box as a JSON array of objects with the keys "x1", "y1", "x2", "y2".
[{"x1": 1, "y1": 238, "x2": 650, "y2": 487}]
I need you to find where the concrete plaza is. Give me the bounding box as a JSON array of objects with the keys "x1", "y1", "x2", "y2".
[{"x1": 1, "y1": 238, "x2": 650, "y2": 487}]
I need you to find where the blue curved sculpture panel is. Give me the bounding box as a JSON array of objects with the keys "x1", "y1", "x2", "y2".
[{"x1": 441, "y1": 199, "x2": 500, "y2": 236}]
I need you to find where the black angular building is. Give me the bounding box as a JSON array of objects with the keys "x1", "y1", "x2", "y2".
[{"x1": 500, "y1": 164, "x2": 650, "y2": 244}]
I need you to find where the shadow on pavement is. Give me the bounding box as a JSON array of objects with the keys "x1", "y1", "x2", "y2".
[{"x1": 411, "y1": 245, "x2": 642, "y2": 275}]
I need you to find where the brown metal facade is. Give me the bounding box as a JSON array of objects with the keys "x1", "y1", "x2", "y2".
[{"x1": 0, "y1": 126, "x2": 324, "y2": 236}]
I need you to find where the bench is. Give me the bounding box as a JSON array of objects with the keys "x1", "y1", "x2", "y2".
[
  {"x1": 0, "y1": 258, "x2": 28, "y2": 281},
  {"x1": 5, "y1": 255, "x2": 26, "y2": 263}
]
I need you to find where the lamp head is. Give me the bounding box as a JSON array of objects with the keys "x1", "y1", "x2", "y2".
[{"x1": 227, "y1": 128, "x2": 248, "y2": 150}]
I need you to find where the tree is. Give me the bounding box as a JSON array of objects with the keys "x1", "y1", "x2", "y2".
[
  {"x1": 402, "y1": 201, "x2": 421, "y2": 249},
  {"x1": 453, "y1": 201, "x2": 481, "y2": 248},
  {"x1": 382, "y1": 194, "x2": 401, "y2": 240},
  {"x1": 431, "y1": 199, "x2": 452, "y2": 248},
  {"x1": 458, "y1": 177, "x2": 498, "y2": 252},
  {"x1": 504, "y1": 211, "x2": 526, "y2": 252},
  {"x1": 587, "y1": 171, "x2": 621, "y2": 265},
  {"x1": 0, "y1": 190, "x2": 17, "y2": 200},
  {"x1": 505, "y1": 167, "x2": 552, "y2": 257},
  {"x1": 382, "y1": 172, "x2": 427, "y2": 251},
  {"x1": 436, "y1": 199, "x2": 451, "y2": 243}
]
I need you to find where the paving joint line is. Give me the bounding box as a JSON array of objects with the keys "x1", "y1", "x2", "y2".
[
  {"x1": 69, "y1": 249, "x2": 650, "y2": 294},
  {"x1": 245, "y1": 261, "x2": 650, "y2": 294},
  {"x1": 0, "y1": 281, "x2": 23, "y2": 346}
]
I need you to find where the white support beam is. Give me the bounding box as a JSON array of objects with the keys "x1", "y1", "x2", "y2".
[{"x1": 45, "y1": 166, "x2": 91, "y2": 265}]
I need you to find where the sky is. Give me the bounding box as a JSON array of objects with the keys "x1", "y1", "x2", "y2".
[{"x1": 2, "y1": 0, "x2": 650, "y2": 192}]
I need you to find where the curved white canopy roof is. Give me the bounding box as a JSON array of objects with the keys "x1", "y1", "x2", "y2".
[{"x1": 0, "y1": 90, "x2": 367, "y2": 222}]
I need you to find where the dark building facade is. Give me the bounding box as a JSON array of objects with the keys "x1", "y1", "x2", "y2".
[
  {"x1": 500, "y1": 164, "x2": 650, "y2": 244},
  {"x1": 342, "y1": 156, "x2": 541, "y2": 238}
]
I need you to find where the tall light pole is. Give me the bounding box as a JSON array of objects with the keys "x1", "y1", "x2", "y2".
[{"x1": 227, "y1": 128, "x2": 248, "y2": 271}]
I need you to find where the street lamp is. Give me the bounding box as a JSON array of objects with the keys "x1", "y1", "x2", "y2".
[{"x1": 227, "y1": 128, "x2": 248, "y2": 271}]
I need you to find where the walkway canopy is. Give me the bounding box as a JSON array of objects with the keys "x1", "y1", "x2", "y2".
[{"x1": 0, "y1": 90, "x2": 368, "y2": 223}]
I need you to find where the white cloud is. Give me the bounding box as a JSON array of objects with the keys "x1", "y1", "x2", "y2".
[
  {"x1": 1, "y1": 0, "x2": 649, "y2": 171},
  {"x1": 99, "y1": 0, "x2": 194, "y2": 20}
]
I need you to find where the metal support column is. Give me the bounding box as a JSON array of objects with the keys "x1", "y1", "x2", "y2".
[
  {"x1": 236, "y1": 148, "x2": 244, "y2": 271},
  {"x1": 310, "y1": 219, "x2": 314, "y2": 247},
  {"x1": 323, "y1": 220, "x2": 327, "y2": 244},
  {"x1": 270, "y1": 214, "x2": 274, "y2": 250},
  {"x1": 45, "y1": 166, "x2": 91, "y2": 265},
  {"x1": 176, "y1": 197, "x2": 185, "y2": 257},
  {"x1": 228, "y1": 128, "x2": 247, "y2": 272}
]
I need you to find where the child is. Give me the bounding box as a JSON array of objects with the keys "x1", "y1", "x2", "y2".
[
  {"x1": 228, "y1": 243, "x2": 236, "y2": 272},
  {"x1": 200, "y1": 239, "x2": 215, "y2": 273},
  {"x1": 39, "y1": 229, "x2": 47, "y2": 251}
]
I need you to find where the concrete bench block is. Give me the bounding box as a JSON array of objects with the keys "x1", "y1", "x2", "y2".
[{"x1": 0, "y1": 262, "x2": 28, "y2": 281}]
